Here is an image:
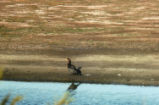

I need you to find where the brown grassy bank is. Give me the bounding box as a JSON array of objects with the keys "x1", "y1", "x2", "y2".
[{"x1": 0, "y1": 0, "x2": 159, "y2": 55}]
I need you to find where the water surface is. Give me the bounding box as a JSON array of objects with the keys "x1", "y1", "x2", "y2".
[{"x1": 0, "y1": 81, "x2": 159, "y2": 105}]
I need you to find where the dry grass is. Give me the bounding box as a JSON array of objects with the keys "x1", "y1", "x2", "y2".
[{"x1": 0, "y1": 0, "x2": 159, "y2": 52}]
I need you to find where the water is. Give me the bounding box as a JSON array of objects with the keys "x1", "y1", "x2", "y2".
[{"x1": 0, "y1": 81, "x2": 159, "y2": 105}]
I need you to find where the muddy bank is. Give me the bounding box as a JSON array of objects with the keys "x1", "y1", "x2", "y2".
[
  {"x1": 1, "y1": 54, "x2": 159, "y2": 86},
  {"x1": 2, "y1": 67, "x2": 159, "y2": 86}
]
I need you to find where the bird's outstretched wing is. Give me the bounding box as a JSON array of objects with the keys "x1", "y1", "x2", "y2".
[
  {"x1": 70, "y1": 64, "x2": 76, "y2": 70},
  {"x1": 77, "y1": 67, "x2": 82, "y2": 70}
]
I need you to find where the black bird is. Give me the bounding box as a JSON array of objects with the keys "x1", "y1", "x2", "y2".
[{"x1": 67, "y1": 58, "x2": 82, "y2": 75}]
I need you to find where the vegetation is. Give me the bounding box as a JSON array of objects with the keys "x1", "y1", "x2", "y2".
[
  {"x1": 0, "y1": 67, "x2": 3, "y2": 80},
  {"x1": 0, "y1": 93, "x2": 72, "y2": 105},
  {"x1": 0, "y1": 0, "x2": 159, "y2": 53},
  {"x1": 0, "y1": 94, "x2": 23, "y2": 105},
  {"x1": 54, "y1": 92, "x2": 73, "y2": 105}
]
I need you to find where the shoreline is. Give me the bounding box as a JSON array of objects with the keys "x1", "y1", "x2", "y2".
[
  {"x1": 2, "y1": 79, "x2": 159, "y2": 87},
  {"x1": 2, "y1": 68, "x2": 159, "y2": 86},
  {"x1": 1, "y1": 51, "x2": 159, "y2": 86}
]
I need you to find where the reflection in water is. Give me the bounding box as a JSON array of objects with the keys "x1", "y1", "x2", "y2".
[
  {"x1": 67, "y1": 82, "x2": 81, "y2": 91},
  {"x1": 54, "y1": 82, "x2": 81, "y2": 105}
]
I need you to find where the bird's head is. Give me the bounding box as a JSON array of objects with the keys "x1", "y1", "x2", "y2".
[
  {"x1": 66, "y1": 58, "x2": 71, "y2": 62},
  {"x1": 66, "y1": 58, "x2": 70, "y2": 60}
]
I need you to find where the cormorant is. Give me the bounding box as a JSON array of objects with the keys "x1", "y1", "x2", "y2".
[{"x1": 67, "y1": 58, "x2": 82, "y2": 75}]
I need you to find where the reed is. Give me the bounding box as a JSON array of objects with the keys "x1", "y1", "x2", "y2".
[
  {"x1": 54, "y1": 91, "x2": 73, "y2": 105},
  {"x1": 0, "y1": 94, "x2": 10, "y2": 105},
  {"x1": 0, "y1": 67, "x2": 3, "y2": 80},
  {"x1": 10, "y1": 96, "x2": 23, "y2": 105},
  {"x1": 0, "y1": 94, "x2": 23, "y2": 105}
]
